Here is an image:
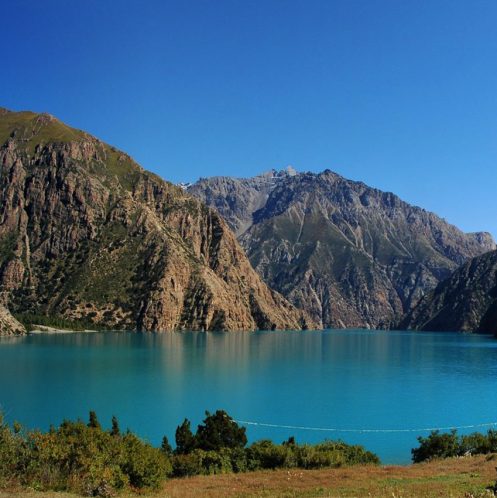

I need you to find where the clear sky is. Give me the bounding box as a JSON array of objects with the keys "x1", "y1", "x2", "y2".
[{"x1": 2, "y1": 0, "x2": 496, "y2": 237}]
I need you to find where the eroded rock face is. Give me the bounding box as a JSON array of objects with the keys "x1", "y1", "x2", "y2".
[
  {"x1": 189, "y1": 169, "x2": 495, "y2": 329},
  {"x1": 0, "y1": 109, "x2": 312, "y2": 331},
  {"x1": 0, "y1": 305, "x2": 25, "y2": 335},
  {"x1": 400, "y1": 250, "x2": 497, "y2": 334}
]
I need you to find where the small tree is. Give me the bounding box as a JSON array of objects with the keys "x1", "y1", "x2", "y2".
[
  {"x1": 88, "y1": 411, "x2": 101, "y2": 430},
  {"x1": 175, "y1": 419, "x2": 196, "y2": 455},
  {"x1": 110, "y1": 416, "x2": 120, "y2": 436},
  {"x1": 195, "y1": 410, "x2": 247, "y2": 452},
  {"x1": 161, "y1": 435, "x2": 173, "y2": 456}
]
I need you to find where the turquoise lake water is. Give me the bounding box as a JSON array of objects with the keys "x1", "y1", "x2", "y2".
[{"x1": 1, "y1": 329, "x2": 497, "y2": 464}]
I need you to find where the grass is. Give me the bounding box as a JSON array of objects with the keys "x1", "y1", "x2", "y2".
[
  {"x1": 1, "y1": 455, "x2": 496, "y2": 498},
  {"x1": 0, "y1": 110, "x2": 85, "y2": 153},
  {"x1": 159, "y1": 455, "x2": 497, "y2": 497}
]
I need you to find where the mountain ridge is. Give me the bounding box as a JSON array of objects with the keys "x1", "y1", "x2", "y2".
[
  {"x1": 188, "y1": 168, "x2": 495, "y2": 329},
  {"x1": 0, "y1": 108, "x2": 312, "y2": 335}
]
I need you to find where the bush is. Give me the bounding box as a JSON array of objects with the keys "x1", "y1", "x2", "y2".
[
  {"x1": 120, "y1": 432, "x2": 170, "y2": 488},
  {"x1": 246, "y1": 440, "x2": 293, "y2": 470},
  {"x1": 0, "y1": 414, "x2": 26, "y2": 487},
  {"x1": 1, "y1": 413, "x2": 171, "y2": 496},
  {"x1": 412, "y1": 430, "x2": 460, "y2": 463},
  {"x1": 411, "y1": 429, "x2": 497, "y2": 463}
]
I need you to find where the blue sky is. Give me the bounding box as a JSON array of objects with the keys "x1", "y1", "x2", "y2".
[{"x1": 2, "y1": 0, "x2": 497, "y2": 237}]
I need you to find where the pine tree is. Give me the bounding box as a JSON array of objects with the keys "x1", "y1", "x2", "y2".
[
  {"x1": 175, "y1": 419, "x2": 196, "y2": 454},
  {"x1": 88, "y1": 411, "x2": 101, "y2": 430},
  {"x1": 161, "y1": 435, "x2": 173, "y2": 456},
  {"x1": 110, "y1": 415, "x2": 120, "y2": 436},
  {"x1": 195, "y1": 410, "x2": 247, "y2": 451}
]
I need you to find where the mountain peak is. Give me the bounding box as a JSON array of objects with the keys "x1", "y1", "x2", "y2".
[{"x1": 189, "y1": 168, "x2": 495, "y2": 329}]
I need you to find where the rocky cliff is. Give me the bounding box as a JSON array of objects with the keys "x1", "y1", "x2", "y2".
[
  {"x1": 0, "y1": 108, "x2": 311, "y2": 331},
  {"x1": 189, "y1": 169, "x2": 495, "y2": 329},
  {"x1": 0, "y1": 304, "x2": 25, "y2": 335},
  {"x1": 400, "y1": 250, "x2": 497, "y2": 334}
]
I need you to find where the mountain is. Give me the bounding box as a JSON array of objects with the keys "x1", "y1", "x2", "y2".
[
  {"x1": 400, "y1": 250, "x2": 497, "y2": 334},
  {"x1": 0, "y1": 108, "x2": 311, "y2": 332},
  {"x1": 188, "y1": 169, "x2": 495, "y2": 329}
]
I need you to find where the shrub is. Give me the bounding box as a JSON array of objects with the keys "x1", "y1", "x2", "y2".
[
  {"x1": 412, "y1": 430, "x2": 460, "y2": 463},
  {"x1": 171, "y1": 451, "x2": 204, "y2": 477},
  {"x1": 412, "y1": 429, "x2": 497, "y2": 463},
  {"x1": 0, "y1": 414, "x2": 26, "y2": 487},
  {"x1": 120, "y1": 432, "x2": 170, "y2": 488},
  {"x1": 246, "y1": 440, "x2": 292, "y2": 470}
]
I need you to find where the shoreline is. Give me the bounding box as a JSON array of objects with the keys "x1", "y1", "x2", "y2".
[{"x1": 28, "y1": 325, "x2": 98, "y2": 334}]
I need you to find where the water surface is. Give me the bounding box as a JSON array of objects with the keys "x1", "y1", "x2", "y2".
[{"x1": 1, "y1": 329, "x2": 497, "y2": 463}]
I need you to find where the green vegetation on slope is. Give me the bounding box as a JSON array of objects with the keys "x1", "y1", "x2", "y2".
[{"x1": 13, "y1": 313, "x2": 100, "y2": 332}]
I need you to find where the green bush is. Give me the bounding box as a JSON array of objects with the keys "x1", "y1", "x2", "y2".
[
  {"x1": 0, "y1": 413, "x2": 170, "y2": 496},
  {"x1": 120, "y1": 432, "x2": 170, "y2": 488},
  {"x1": 412, "y1": 430, "x2": 460, "y2": 463},
  {"x1": 246, "y1": 440, "x2": 293, "y2": 470},
  {"x1": 411, "y1": 429, "x2": 497, "y2": 463},
  {"x1": 0, "y1": 414, "x2": 26, "y2": 487}
]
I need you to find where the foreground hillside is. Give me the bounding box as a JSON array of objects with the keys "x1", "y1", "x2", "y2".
[
  {"x1": 0, "y1": 108, "x2": 310, "y2": 333},
  {"x1": 2, "y1": 455, "x2": 496, "y2": 498},
  {"x1": 190, "y1": 170, "x2": 495, "y2": 329},
  {"x1": 401, "y1": 249, "x2": 497, "y2": 334}
]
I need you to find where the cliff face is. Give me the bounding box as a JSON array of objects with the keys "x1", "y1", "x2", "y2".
[
  {"x1": 0, "y1": 108, "x2": 310, "y2": 331},
  {"x1": 0, "y1": 304, "x2": 25, "y2": 336},
  {"x1": 400, "y1": 250, "x2": 497, "y2": 334},
  {"x1": 189, "y1": 169, "x2": 495, "y2": 329}
]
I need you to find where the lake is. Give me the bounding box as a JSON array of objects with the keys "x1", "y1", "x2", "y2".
[{"x1": 1, "y1": 329, "x2": 497, "y2": 464}]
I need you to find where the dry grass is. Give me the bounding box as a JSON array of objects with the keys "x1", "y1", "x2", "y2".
[{"x1": 1, "y1": 455, "x2": 496, "y2": 498}]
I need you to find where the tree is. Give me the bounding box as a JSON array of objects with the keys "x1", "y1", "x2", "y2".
[
  {"x1": 283, "y1": 436, "x2": 296, "y2": 447},
  {"x1": 161, "y1": 435, "x2": 173, "y2": 456},
  {"x1": 175, "y1": 419, "x2": 196, "y2": 454},
  {"x1": 88, "y1": 411, "x2": 101, "y2": 430},
  {"x1": 411, "y1": 430, "x2": 460, "y2": 463},
  {"x1": 195, "y1": 410, "x2": 247, "y2": 452},
  {"x1": 110, "y1": 416, "x2": 120, "y2": 436}
]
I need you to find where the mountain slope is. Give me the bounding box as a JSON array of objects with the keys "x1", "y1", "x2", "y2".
[
  {"x1": 0, "y1": 304, "x2": 25, "y2": 335},
  {"x1": 400, "y1": 249, "x2": 497, "y2": 334},
  {"x1": 0, "y1": 108, "x2": 311, "y2": 332},
  {"x1": 189, "y1": 169, "x2": 495, "y2": 329}
]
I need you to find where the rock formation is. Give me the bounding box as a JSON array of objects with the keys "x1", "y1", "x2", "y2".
[
  {"x1": 189, "y1": 169, "x2": 495, "y2": 329},
  {"x1": 0, "y1": 108, "x2": 311, "y2": 331},
  {"x1": 0, "y1": 304, "x2": 25, "y2": 335}
]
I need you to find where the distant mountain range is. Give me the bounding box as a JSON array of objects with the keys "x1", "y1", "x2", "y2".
[
  {"x1": 189, "y1": 169, "x2": 495, "y2": 329},
  {"x1": 0, "y1": 108, "x2": 310, "y2": 335}
]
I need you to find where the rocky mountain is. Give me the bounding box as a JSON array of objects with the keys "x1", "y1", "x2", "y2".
[
  {"x1": 0, "y1": 108, "x2": 311, "y2": 332},
  {"x1": 190, "y1": 167, "x2": 297, "y2": 237},
  {"x1": 189, "y1": 169, "x2": 495, "y2": 329},
  {"x1": 400, "y1": 250, "x2": 497, "y2": 334},
  {"x1": 0, "y1": 304, "x2": 25, "y2": 335}
]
